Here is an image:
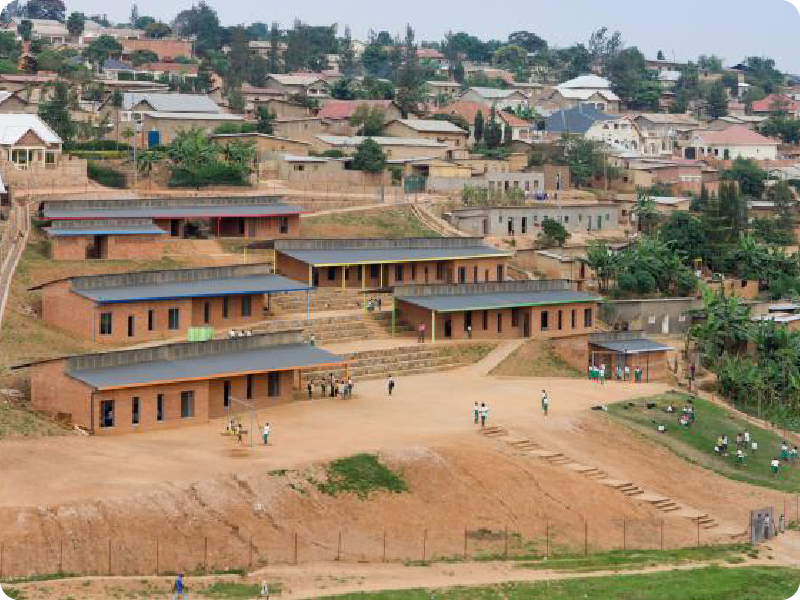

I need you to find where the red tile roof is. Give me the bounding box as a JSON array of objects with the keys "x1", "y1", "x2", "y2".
[
  {"x1": 498, "y1": 111, "x2": 529, "y2": 127},
  {"x1": 317, "y1": 100, "x2": 397, "y2": 120},
  {"x1": 436, "y1": 101, "x2": 488, "y2": 124},
  {"x1": 751, "y1": 94, "x2": 800, "y2": 113},
  {"x1": 140, "y1": 62, "x2": 198, "y2": 74},
  {"x1": 696, "y1": 125, "x2": 779, "y2": 146},
  {"x1": 418, "y1": 48, "x2": 444, "y2": 60}
]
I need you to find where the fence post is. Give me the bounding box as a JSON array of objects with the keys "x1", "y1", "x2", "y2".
[
  {"x1": 463, "y1": 528, "x2": 468, "y2": 561},
  {"x1": 249, "y1": 537, "x2": 253, "y2": 569},
  {"x1": 622, "y1": 520, "x2": 626, "y2": 551},
  {"x1": 660, "y1": 520, "x2": 664, "y2": 550},
  {"x1": 1, "y1": 541, "x2": 4, "y2": 579},
  {"x1": 108, "y1": 539, "x2": 112, "y2": 575},
  {"x1": 545, "y1": 520, "x2": 550, "y2": 558},
  {"x1": 59, "y1": 538, "x2": 63, "y2": 573},
  {"x1": 156, "y1": 538, "x2": 159, "y2": 575},
  {"x1": 382, "y1": 530, "x2": 386, "y2": 563},
  {"x1": 422, "y1": 529, "x2": 427, "y2": 563},
  {"x1": 584, "y1": 520, "x2": 588, "y2": 556},
  {"x1": 294, "y1": 532, "x2": 298, "y2": 565},
  {"x1": 204, "y1": 536, "x2": 208, "y2": 573},
  {"x1": 696, "y1": 520, "x2": 701, "y2": 548},
  {"x1": 336, "y1": 531, "x2": 342, "y2": 562}
]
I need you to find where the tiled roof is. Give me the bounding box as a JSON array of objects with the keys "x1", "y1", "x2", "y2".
[
  {"x1": 436, "y1": 101, "x2": 487, "y2": 124},
  {"x1": 498, "y1": 111, "x2": 530, "y2": 127},
  {"x1": 418, "y1": 48, "x2": 444, "y2": 59},
  {"x1": 318, "y1": 100, "x2": 396, "y2": 120},
  {"x1": 694, "y1": 125, "x2": 779, "y2": 146},
  {"x1": 751, "y1": 94, "x2": 800, "y2": 113}
]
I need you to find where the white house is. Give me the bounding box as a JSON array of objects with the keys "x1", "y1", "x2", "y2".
[
  {"x1": 542, "y1": 74, "x2": 621, "y2": 113},
  {"x1": 545, "y1": 105, "x2": 642, "y2": 151},
  {"x1": 459, "y1": 87, "x2": 528, "y2": 110},
  {"x1": 684, "y1": 125, "x2": 779, "y2": 161},
  {"x1": 633, "y1": 113, "x2": 699, "y2": 157}
]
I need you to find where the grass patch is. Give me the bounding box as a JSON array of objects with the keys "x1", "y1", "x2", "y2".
[
  {"x1": 490, "y1": 340, "x2": 584, "y2": 378},
  {"x1": 318, "y1": 453, "x2": 408, "y2": 499},
  {"x1": 607, "y1": 391, "x2": 800, "y2": 492},
  {"x1": 0, "y1": 572, "x2": 77, "y2": 585},
  {"x1": 302, "y1": 207, "x2": 441, "y2": 239},
  {"x1": 198, "y1": 581, "x2": 280, "y2": 598},
  {"x1": 318, "y1": 566, "x2": 800, "y2": 599},
  {"x1": 439, "y1": 342, "x2": 497, "y2": 365}
]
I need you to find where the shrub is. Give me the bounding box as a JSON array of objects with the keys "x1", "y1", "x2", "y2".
[
  {"x1": 168, "y1": 163, "x2": 249, "y2": 188},
  {"x1": 65, "y1": 140, "x2": 132, "y2": 151},
  {"x1": 87, "y1": 161, "x2": 127, "y2": 188},
  {"x1": 317, "y1": 453, "x2": 408, "y2": 499}
]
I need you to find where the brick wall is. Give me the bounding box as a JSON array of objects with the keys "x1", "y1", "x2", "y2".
[
  {"x1": 50, "y1": 236, "x2": 89, "y2": 260},
  {"x1": 207, "y1": 370, "x2": 296, "y2": 419},
  {"x1": 551, "y1": 334, "x2": 589, "y2": 372},
  {"x1": 275, "y1": 252, "x2": 312, "y2": 285},
  {"x1": 106, "y1": 235, "x2": 164, "y2": 260},
  {"x1": 40, "y1": 280, "x2": 96, "y2": 341},
  {"x1": 30, "y1": 360, "x2": 95, "y2": 428},
  {"x1": 189, "y1": 294, "x2": 265, "y2": 330}
]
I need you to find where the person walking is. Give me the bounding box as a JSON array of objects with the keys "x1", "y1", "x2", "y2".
[
  {"x1": 262, "y1": 422, "x2": 270, "y2": 446},
  {"x1": 771, "y1": 457, "x2": 780, "y2": 479},
  {"x1": 172, "y1": 573, "x2": 186, "y2": 600},
  {"x1": 307, "y1": 381, "x2": 313, "y2": 400},
  {"x1": 388, "y1": 375, "x2": 395, "y2": 396},
  {"x1": 418, "y1": 323, "x2": 426, "y2": 343},
  {"x1": 310, "y1": 333, "x2": 316, "y2": 347},
  {"x1": 541, "y1": 390, "x2": 549, "y2": 417},
  {"x1": 479, "y1": 402, "x2": 488, "y2": 428},
  {"x1": 624, "y1": 364, "x2": 630, "y2": 381},
  {"x1": 348, "y1": 377, "x2": 354, "y2": 396},
  {"x1": 473, "y1": 401, "x2": 480, "y2": 425},
  {"x1": 781, "y1": 441, "x2": 790, "y2": 462},
  {"x1": 237, "y1": 422, "x2": 244, "y2": 445}
]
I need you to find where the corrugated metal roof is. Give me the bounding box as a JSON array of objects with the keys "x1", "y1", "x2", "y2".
[
  {"x1": 45, "y1": 225, "x2": 166, "y2": 236},
  {"x1": 590, "y1": 339, "x2": 673, "y2": 354},
  {"x1": 76, "y1": 274, "x2": 310, "y2": 304},
  {"x1": 69, "y1": 343, "x2": 345, "y2": 389},
  {"x1": 315, "y1": 135, "x2": 448, "y2": 148},
  {"x1": 0, "y1": 114, "x2": 62, "y2": 145},
  {"x1": 394, "y1": 119, "x2": 467, "y2": 134},
  {"x1": 123, "y1": 92, "x2": 221, "y2": 113},
  {"x1": 140, "y1": 112, "x2": 243, "y2": 121},
  {"x1": 398, "y1": 290, "x2": 599, "y2": 312},
  {"x1": 45, "y1": 204, "x2": 303, "y2": 220},
  {"x1": 279, "y1": 246, "x2": 509, "y2": 267}
]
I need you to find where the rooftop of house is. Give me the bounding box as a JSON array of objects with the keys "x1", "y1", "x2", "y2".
[
  {"x1": 553, "y1": 88, "x2": 620, "y2": 102},
  {"x1": 315, "y1": 135, "x2": 448, "y2": 148},
  {"x1": 390, "y1": 119, "x2": 468, "y2": 134},
  {"x1": 693, "y1": 125, "x2": 780, "y2": 146},
  {"x1": 635, "y1": 113, "x2": 700, "y2": 126},
  {"x1": 498, "y1": 111, "x2": 531, "y2": 127},
  {"x1": 139, "y1": 62, "x2": 199, "y2": 74},
  {"x1": 268, "y1": 74, "x2": 328, "y2": 86},
  {"x1": 751, "y1": 94, "x2": 800, "y2": 113},
  {"x1": 0, "y1": 113, "x2": 62, "y2": 145},
  {"x1": 466, "y1": 87, "x2": 524, "y2": 99},
  {"x1": 210, "y1": 132, "x2": 310, "y2": 146},
  {"x1": 140, "y1": 112, "x2": 244, "y2": 121},
  {"x1": 545, "y1": 104, "x2": 618, "y2": 135},
  {"x1": 557, "y1": 74, "x2": 612, "y2": 90},
  {"x1": 317, "y1": 99, "x2": 397, "y2": 120},
  {"x1": 417, "y1": 48, "x2": 445, "y2": 60},
  {"x1": 657, "y1": 70, "x2": 682, "y2": 83},
  {"x1": 123, "y1": 92, "x2": 221, "y2": 113},
  {"x1": 44, "y1": 219, "x2": 166, "y2": 237},
  {"x1": 0, "y1": 73, "x2": 57, "y2": 83},
  {"x1": 436, "y1": 101, "x2": 488, "y2": 124}
]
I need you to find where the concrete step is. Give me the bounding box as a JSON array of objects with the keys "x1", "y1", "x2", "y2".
[{"x1": 660, "y1": 506, "x2": 682, "y2": 513}]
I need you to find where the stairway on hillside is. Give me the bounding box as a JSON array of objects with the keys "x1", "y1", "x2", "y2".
[
  {"x1": 270, "y1": 289, "x2": 393, "y2": 315},
  {"x1": 254, "y1": 310, "x2": 412, "y2": 344},
  {"x1": 302, "y1": 343, "x2": 492, "y2": 382}
]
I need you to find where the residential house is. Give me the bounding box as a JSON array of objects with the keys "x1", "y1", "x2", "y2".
[
  {"x1": 0, "y1": 113, "x2": 62, "y2": 167},
  {"x1": 540, "y1": 75, "x2": 620, "y2": 113},
  {"x1": 683, "y1": 125, "x2": 779, "y2": 161},
  {"x1": 0, "y1": 73, "x2": 58, "y2": 107},
  {"x1": 459, "y1": 87, "x2": 528, "y2": 110},
  {"x1": 544, "y1": 105, "x2": 642, "y2": 151},
  {"x1": 632, "y1": 113, "x2": 699, "y2": 157},
  {"x1": 138, "y1": 62, "x2": 199, "y2": 83},
  {"x1": 264, "y1": 74, "x2": 330, "y2": 100},
  {"x1": 750, "y1": 94, "x2": 800, "y2": 117},
  {"x1": 447, "y1": 203, "x2": 618, "y2": 237},
  {"x1": 383, "y1": 119, "x2": 469, "y2": 150},
  {"x1": 0, "y1": 90, "x2": 34, "y2": 113},
  {"x1": 238, "y1": 85, "x2": 290, "y2": 115},
  {"x1": 317, "y1": 99, "x2": 402, "y2": 136},
  {"x1": 609, "y1": 154, "x2": 719, "y2": 196},
  {"x1": 497, "y1": 111, "x2": 532, "y2": 143},
  {"x1": 706, "y1": 115, "x2": 768, "y2": 131},
  {"x1": 313, "y1": 135, "x2": 450, "y2": 160},
  {"x1": 121, "y1": 39, "x2": 194, "y2": 62},
  {"x1": 1, "y1": 18, "x2": 69, "y2": 44},
  {"x1": 435, "y1": 101, "x2": 487, "y2": 143},
  {"x1": 258, "y1": 98, "x2": 312, "y2": 120},
  {"x1": 426, "y1": 80, "x2": 462, "y2": 104},
  {"x1": 272, "y1": 117, "x2": 334, "y2": 143}
]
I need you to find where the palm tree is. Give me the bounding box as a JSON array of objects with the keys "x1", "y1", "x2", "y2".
[{"x1": 632, "y1": 188, "x2": 659, "y2": 235}]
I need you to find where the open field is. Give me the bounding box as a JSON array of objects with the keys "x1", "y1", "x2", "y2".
[
  {"x1": 608, "y1": 392, "x2": 800, "y2": 492},
  {"x1": 300, "y1": 207, "x2": 442, "y2": 239},
  {"x1": 490, "y1": 340, "x2": 584, "y2": 378}
]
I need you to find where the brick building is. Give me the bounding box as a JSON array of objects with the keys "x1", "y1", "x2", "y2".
[
  {"x1": 393, "y1": 280, "x2": 600, "y2": 341},
  {"x1": 44, "y1": 196, "x2": 303, "y2": 240},
  {"x1": 588, "y1": 331, "x2": 673, "y2": 382},
  {"x1": 45, "y1": 219, "x2": 167, "y2": 261},
  {"x1": 16, "y1": 331, "x2": 346, "y2": 435},
  {"x1": 32, "y1": 264, "x2": 310, "y2": 344},
  {"x1": 274, "y1": 238, "x2": 511, "y2": 289}
]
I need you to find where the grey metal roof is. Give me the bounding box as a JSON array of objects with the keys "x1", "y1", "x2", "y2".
[
  {"x1": 545, "y1": 105, "x2": 617, "y2": 135},
  {"x1": 76, "y1": 274, "x2": 310, "y2": 304},
  {"x1": 45, "y1": 224, "x2": 166, "y2": 236},
  {"x1": 398, "y1": 290, "x2": 599, "y2": 312},
  {"x1": 69, "y1": 343, "x2": 345, "y2": 390},
  {"x1": 123, "y1": 92, "x2": 221, "y2": 113},
  {"x1": 590, "y1": 339, "x2": 673, "y2": 354},
  {"x1": 45, "y1": 204, "x2": 303, "y2": 220},
  {"x1": 279, "y1": 246, "x2": 509, "y2": 267},
  {"x1": 315, "y1": 135, "x2": 448, "y2": 148}
]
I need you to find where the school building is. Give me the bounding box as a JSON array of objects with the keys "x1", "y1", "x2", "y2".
[
  {"x1": 273, "y1": 238, "x2": 511, "y2": 289},
  {"x1": 16, "y1": 331, "x2": 347, "y2": 435},
  {"x1": 392, "y1": 280, "x2": 601, "y2": 341},
  {"x1": 31, "y1": 264, "x2": 311, "y2": 344},
  {"x1": 588, "y1": 331, "x2": 673, "y2": 382},
  {"x1": 44, "y1": 218, "x2": 168, "y2": 261},
  {"x1": 43, "y1": 195, "x2": 303, "y2": 242}
]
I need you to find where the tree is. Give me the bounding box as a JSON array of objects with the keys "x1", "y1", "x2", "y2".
[
  {"x1": 349, "y1": 105, "x2": 385, "y2": 136},
  {"x1": 659, "y1": 211, "x2": 706, "y2": 260},
  {"x1": 352, "y1": 138, "x2": 386, "y2": 173},
  {"x1": 632, "y1": 188, "x2": 659, "y2": 234},
  {"x1": 724, "y1": 157, "x2": 767, "y2": 198},
  {"x1": 145, "y1": 22, "x2": 171, "y2": 39},
  {"x1": 38, "y1": 81, "x2": 74, "y2": 142},
  {"x1": 228, "y1": 89, "x2": 245, "y2": 113},
  {"x1": 395, "y1": 25, "x2": 425, "y2": 117},
  {"x1": 17, "y1": 20, "x2": 33, "y2": 42},
  {"x1": 340, "y1": 25, "x2": 357, "y2": 76},
  {"x1": 538, "y1": 218, "x2": 570, "y2": 248},
  {"x1": 483, "y1": 107, "x2": 502, "y2": 149},
  {"x1": 268, "y1": 22, "x2": 281, "y2": 73},
  {"x1": 452, "y1": 61, "x2": 465, "y2": 84},
  {"x1": 698, "y1": 54, "x2": 723, "y2": 72},
  {"x1": 585, "y1": 241, "x2": 617, "y2": 293},
  {"x1": 66, "y1": 12, "x2": 85, "y2": 38},
  {"x1": 607, "y1": 47, "x2": 649, "y2": 108},
  {"x1": 587, "y1": 27, "x2": 623, "y2": 69},
  {"x1": 165, "y1": 128, "x2": 251, "y2": 188},
  {"x1": 706, "y1": 80, "x2": 728, "y2": 119},
  {"x1": 742, "y1": 56, "x2": 784, "y2": 95},
  {"x1": 256, "y1": 106, "x2": 275, "y2": 134},
  {"x1": 129, "y1": 49, "x2": 158, "y2": 67},
  {"x1": 84, "y1": 35, "x2": 122, "y2": 71},
  {"x1": 493, "y1": 44, "x2": 527, "y2": 70},
  {"x1": 760, "y1": 116, "x2": 800, "y2": 145},
  {"x1": 249, "y1": 56, "x2": 268, "y2": 88},
  {"x1": 330, "y1": 77, "x2": 356, "y2": 100},
  {"x1": 560, "y1": 136, "x2": 614, "y2": 187},
  {"x1": 473, "y1": 110, "x2": 484, "y2": 144},
  {"x1": 657, "y1": 50, "x2": 665, "y2": 61},
  {"x1": 767, "y1": 181, "x2": 796, "y2": 241},
  {"x1": 24, "y1": 0, "x2": 65, "y2": 21},
  {"x1": 508, "y1": 31, "x2": 547, "y2": 54}
]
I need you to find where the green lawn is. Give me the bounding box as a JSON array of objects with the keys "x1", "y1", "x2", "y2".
[
  {"x1": 302, "y1": 207, "x2": 442, "y2": 239},
  {"x1": 607, "y1": 391, "x2": 800, "y2": 493},
  {"x1": 318, "y1": 566, "x2": 800, "y2": 599}
]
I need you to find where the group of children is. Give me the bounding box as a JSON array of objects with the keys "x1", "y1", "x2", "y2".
[
  {"x1": 588, "y1": 364, "x2": 644, "y2": 384},
  {"x1": 713, "y1": 428, "x2": 800, "y2": 477},
  {"x1": 310, "y1": 375, "x2": 355, "y2": 399},
  {"x1": 472, "y1": 390, "x2": 551, "y2": 428},
  {"x1": 225, "y1": 418, "x2": 271, "y2": 446}
]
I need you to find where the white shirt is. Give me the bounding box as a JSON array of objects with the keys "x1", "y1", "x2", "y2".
[
  {"x1": 744, "y1": 432, "x2": 750, "y2": 442},
  {"x1": 263, "y1": 425, "x2": 270, "y2": 435},
  {"x1": 479, "y1": 406, "x2": 488, "y2": 416},
  {"x1": 772, "y1": 459, "x2": 779, "y2": 467}
]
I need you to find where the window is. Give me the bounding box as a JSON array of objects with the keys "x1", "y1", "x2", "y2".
[
  {"x1": 464, "y1": 311, "x2": 472, "y2": 331},
  {"x1": 411, "y1": 264, "x2": 417, "y2": 281},
  {"x1": 327, "y1": 267, "x2": 336, "y2": 281},
  {"x1": 168, "y1": 308, "x2": 180, "y2": 330},
  {"x1": 267, "y1": 372, "x2": 281, "y2": 397},
  {"x1": 132, "y1": 397, "x2": 140, "y2": 425},
  {"x1": 203, "y1": 302, "x2": 210, "y2": 324},
  {"x1": 521, "y1": 217, "x2": 527, "y2": 234},
  {"x1": 496, "y1": 265, "x2": 504, "y2": 281},
  {"x1": 458, "y1": 267, "x2": 466, "y2": 284},
  {"x1": 436, "y1": 262, "x2": 444, "y2": 280},
  {"x1": 584, "y1": 308, "x2": 593, "y2": 328},
  {"x1": 564, "y1": 215, "x2": 569, "y2": 224},
  {"x1": 241, "y1": 296, "x2": 252, "y2": 317},
  {"x1": 497, "y1": 313, "x2": 503, "y2": 333},
  {"x1": 511, "y1": 308, "x2": 519, "y2": 327},
  {"x1": 395, "y1": 264, "x2": 404, "y2": 282},
  {"x1": 223, "y1": 380, "x2": 231, "y2": 408},
  {"x1": 370, "y1": 264, "x2": 380, "y2": 279},
  {"x1": 156, "y1": 394, "x2": 164, "y2": 422},
  {"x1": 100, "y1": 400, "x2": 114, "y2": 428},
  {"x1": 473, "y1": 266, "x2": 478, "y2": 282},
  {"x1": 279, "y1": 216, "x2": 289, "y2": 234},
  {"x1": 483, "y1": 310, "x2": 488, "y2": 330},
  {"x1": 558, "y1": 310, "x2": 563, "y2": 331},
  {"x1": 148, "y1": 309, "x2": 154, "y2": 331},
  {"x1": 180, "y1": 391, "x2": 195, "y2": 418},
  {"x1": 127, "y1": 315, "x2": 135, "y2": 338},
  {"x1": 99, "y1": 312, "x2": 112, "y2": 335},
  {"x1": 484, "y1": 269, "x2": 489, "y2": 281},
  {"x1": 247, "y1": 374, "x2": 254, "y2": 400},
  {"x1": 540, "y1": 311, "x2": 549, "y2": 331},
  {"x1": 222, "y1": 297, "x2": 229, "y2": 318},
  {"x1": 571, "y1": 309, "x2": 576, "y2": 329}
]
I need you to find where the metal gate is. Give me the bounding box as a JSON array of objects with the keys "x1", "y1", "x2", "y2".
[{"x1": 403, "y1": 175, "x2": 427, "y2": 194}]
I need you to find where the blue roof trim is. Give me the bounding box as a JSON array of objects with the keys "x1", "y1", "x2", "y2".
[
  {"x1": 91, "y1": 287, "x2": 310, "y2": 304},
  {"x1": 46, "y1": 228, "x2": 167, "y2": 236}
]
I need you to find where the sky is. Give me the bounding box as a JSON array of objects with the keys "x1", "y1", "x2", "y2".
[{"x1": 55, "y1": 0, "x2": 800, "y2": 73}]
